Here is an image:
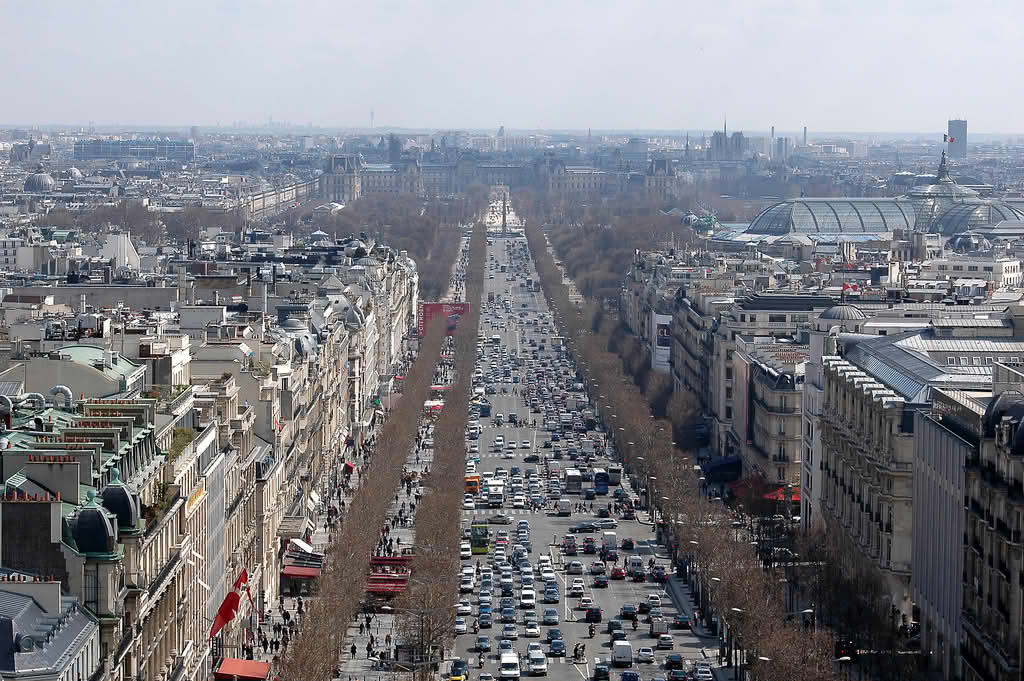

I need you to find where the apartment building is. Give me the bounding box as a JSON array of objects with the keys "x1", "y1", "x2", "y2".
[
  {"x1": 919, "y1": 255, "x2": 1022, "y2": 289},
  {"x1": 732, "y1": 337, "x2": 807, "y2": 485}
]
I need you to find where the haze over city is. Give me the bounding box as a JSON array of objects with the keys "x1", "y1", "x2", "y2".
[{"x1": 2, "y1": 0, "x2": 1020, "y2": 134}]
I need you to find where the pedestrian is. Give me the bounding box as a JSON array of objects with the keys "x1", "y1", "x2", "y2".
[
  {"x1": 351, "y1": 643, "x2": 357, "y2": 659},
  {"x1": 359, "y1": 622, "x2": 364, "y2": 636}
]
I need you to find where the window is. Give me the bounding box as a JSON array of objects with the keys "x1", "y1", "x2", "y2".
[
  {"x1": 777, "y1": 467, "x2": 785, "y2": 481},
  {"x1": 878, "y1": 330, "x2": 887, "y2": 336},
  {"x1": 973, "y1": 356, "x2": 981, "y2": 366},
  {"x1": 986, "y1": 357, "x2": 994, "y2": 365},
  {"x1": 726, "y1": 367, "x2": 733, "y2": 380},
  {"x1": 968, "y1": 266, "x2": 978, "y2": 272},
  {"x1": 938, "y1": 265, "x2": 948, "y2": 271},
  {"x1": 948, "y1": 357, "x2": 956, "y2": 366},
  {"x1": 740, "y1": 314, "x2": 746, "y2": 322},
  {"x1": 960, "y1": 357, "x2": 969, "y2": 366},
  {"x1": 725, "y1": 406, "x2": 732, "y2": 419},
  {"x1": 984, "y1": 266, "x2": 994, "y2": 272},
  {"x1": 768, "y1": 314, "x2": 787, "y2": 324},
  {"x1": 953, "y1": 265, "x2": 963, "y2": 271},
  {"x1": 726, "y1": 387, "x2": 733, "y2": 400}
]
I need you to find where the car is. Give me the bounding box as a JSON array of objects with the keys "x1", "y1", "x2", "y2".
[
  {"x1": 657, "y1": 635, "x2": 674, "y2": 650},
  {"x1": 550, "y1": 639, "x2": 566, "y2": 657},
  {"x1": 579, "y1": 596, "x2": 594, "y2": 610},
  {"x1": 664, "y1": 654, "x2": 684, "y2": 670},
  {"x1": 546, "y1": 627, "x2": 564, "y2": 643},
  {"x1": 595, "y1": 518, "x2": 619, "y2": 529},
  {"x1": 620, "y1": 604, "x2": 638, "y2": 620},
  {"x1": 610, "y1": 629, "x2": 628, "y2": 642},
  {"x1": 500, "y1": 597, "x2": 516, "y2": 611},
  {"x1": 592, "y1": 664, "x2": 610, "y2": 681},
  {"x1": 520, "y1": 589, "x2": 536, "y2": 608},
  {"x1": 451, "y1": 659, "x2": 469, "y2": 681},
  {"x1": 636, "y1": 648, "x2": 655, "y2": 664},
  {"x1": 540, "y1": 568, "x2": 556, "y2": 582},
  {"x1": 571, "y1": 522, "x2": 598, "y2": 534},
  {"x1": 567, "y1": 561, "x2": 584, "y2": 575},
  {"x1": 460, "y1": 543, "x2": 472, "y2": 559},
  {"x1": 593, "y1": 574, "x2": 609, "y2": 588},
  {"x1": 647, "y1": 595, "x2": 662, "y2": 609},
  {"x1": 502, "y1": 624, "x2": 519, "y2": 640},
  {"x1": 458, "y1": 600, "x2": 472, "y2": 616},
  {"x1": 525, "y1": 620, "x2": 541, "y2": 638},
  {"x1": 610, "y1": 566, "x2": 626, "y2": 580},
  {"x1": 542, "y1": 608, "x2": 560, "y2": 625},
  {"x1": 646, "y1": 608, "x2": 664, "y2": 624},
  {"x1": 489, "y1": 514, "x2": 514, "y2": 525},
  {"x1": 477, "y1": 635, "x2": 492, "y2": 652},
  {"x1": 521, "y1": 440, "x2": 531, "y2": 449},
  {"x1": 621, "y1": 672, "x2": 640, "y2": 681},
  {"x1": 672, "y1": 614, "x2": 691, "y2": 630},
  {"x1": 569, "y1": 579, "x2": 585, "y2": 596},
  {"x1": 498, "y1": 639, "x2": 514, "y2": 653},
  {"x1": 694, "y1": 669, "x2": 713, "y2": 681},
  {"x1": 512, "y1": 495, "x2": 527, "y2": 508},
  {"x1": 455, "y1": 617, "x2": 469, "y2": 635},
  {"x1": 590, "y1": 561, "x2": 606, "y2": 575},
  {"x1": 638, "y1": 601, "x2": 651, "y2": 615},
  {"x1": 524, "y1": 454, "x2": 540, "y2": 463},
  {"x1": 621, "y1": 538, "x2": 634, "y2": 551},
  {"x1": 667, "y1": 671, "x2": 688, "y2": 681},
  {"x1": 585, "y1": 607, "x2": 603, "y2": 623},
  {"x1": 528, "y1": 650, "x2": 548, "y2": 676},
  {"x1": 480, "y1": 613, "x2": 493, "y2": 628},
  {"x1": 543, "y1": 589, "x2": 559, "y2": 604},
  {"x1": 501, "y1": 608, "x2": 516, "y2": 623},
  {"x1": 607, "y1": 620, "x2": 623, "y2": 634}
]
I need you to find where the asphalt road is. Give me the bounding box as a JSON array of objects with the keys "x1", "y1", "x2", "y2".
[{"x1": 451, "y1": 210, "x2": 712, "y2": 681}]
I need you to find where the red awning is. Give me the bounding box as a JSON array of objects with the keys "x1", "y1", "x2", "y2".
[
  {"x1": 395, "y1": 375, "x2": 405, "y2": 380},
  {"x1": 282, "y1": 565, "x2": 321, "y2": 579},
  {"x1": 214, "y1": 658, "x2": 271, "y2": 681},
  {"x1": 344, "y1": 461, "x2": 356, "y2": 472},
  {"x1": 763, "y1": 487, "x2": 801, "y2": 502},
  {"x1": 431, "y1": 385, "x2": 449, "y2": 391}
]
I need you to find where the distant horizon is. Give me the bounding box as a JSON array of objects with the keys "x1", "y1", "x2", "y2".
[{"x1": 3, "y1": 123, "x2": 1021, "y2": 144}]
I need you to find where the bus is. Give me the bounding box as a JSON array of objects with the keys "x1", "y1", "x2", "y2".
[
  {"x1": 564, "y1": 468, "x2": 583, "y2": 495},
  {"x1": 465, "y1": 475, "x2": 481, "y2": 495},
  {"x1": 607, "y1": 466, "x2": 622, "y2": 486},
  {"x1": 593, "y1": 469, "x2": 610, "y2": 495},
  {"x1": 471, "y1": 522, "x2": 490, "y2": 554}
]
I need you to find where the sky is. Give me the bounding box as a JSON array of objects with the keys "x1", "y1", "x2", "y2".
[{"x1": 2, "y1": 0, "x2": 1019, "y2": 134}]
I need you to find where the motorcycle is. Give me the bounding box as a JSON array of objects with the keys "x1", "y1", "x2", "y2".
[{"x1": 589, "y1": 624, "x2": 595, "y2": 638}]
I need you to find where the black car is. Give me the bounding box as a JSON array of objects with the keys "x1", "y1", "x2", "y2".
[
  {"x1": 584, "y1": 488, "x2": 596, "y2": 500},
  {"x1": 665, "y1": 654, "x2": 685, "y2": 670},
  {"x1": 668, "y1": 670, "x2": 688, "y2": 681},
  {"x1": 592, "y1": 664, "x2": 610, "y2": 681},
  {"x1": 620, "y1": 604, "x2": 638, "y2": 620},
  {"x1": 524, "y1": 454, "x2": 539, "y2": 463},
  {"x1": 621, "y1": 538, "x2": 635, "y2": 551},
  {"x1": 546, "y1": 628, "x2": 564, "y2": 643},
  {"x1": 607, "y1": 620, "x2": 623, "y2": 634},
  {"x1": 571, "y1": 523, "x2": 599, "y2": 534},
  {"x1": 638, "y1": 601, "x2": 651, "y2": 614},
  {"x1": 597, "y1": 508, "x2": 610, "y2": 518},
  {"x1": 543, "y1": 440, "x2": 552, "y2": 449},
  {"x1": 550, "y1": 639, "x2": 566, "y2": 657},
  {"x1": 593, "y1": 574, "x2": 609, "y2": 588},
  {"x1": 672, "y1": 614, "x2": 691, "y2": 630},
  {"x1": 585, "y1": 607, "x2": 603, "y2": 623}
]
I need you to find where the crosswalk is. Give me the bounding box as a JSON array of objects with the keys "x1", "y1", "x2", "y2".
[{"x1": 462, "y1": 508, "x2": 542, "y2": 516}]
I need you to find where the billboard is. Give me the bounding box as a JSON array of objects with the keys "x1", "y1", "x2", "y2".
[{"x1": 418, "y1": 302, "x2": 472, "y2": 336}]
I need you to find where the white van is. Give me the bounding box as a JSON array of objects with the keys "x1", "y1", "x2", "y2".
[
  {"x1": 528, "y1": 650, "x2": 547, "y2": 676},
  {"x1": 499, "y1": 652, "x2": 521, "y2": 679},
  {"x1": 611, "y1": 640, "x2": 633, "y2": 667}
]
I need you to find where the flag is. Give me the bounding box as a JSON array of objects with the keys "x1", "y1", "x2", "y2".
[
  {"x1": 235, "y1": 568, "x2": 256, "y2": 612},
  {"x1": 948, "y1": 136, "x2": 955, "y2": 143},
  {"x1": 209, "y1": 591, "x2": 241, "y2": 639},
  {"x1": 944, "y1": 133, "x2": 948, "y2": 142}
]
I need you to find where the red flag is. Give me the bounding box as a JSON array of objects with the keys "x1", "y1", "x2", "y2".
[
  {"x1": 209, "y1": 592, "x2": 240, "y2": 639},
  {"x1": 948, "y1": 136, "x2": 955, "y2": 143},
  {"x1": 235, "y1": 568, "x2": 256, "y2": 612}
]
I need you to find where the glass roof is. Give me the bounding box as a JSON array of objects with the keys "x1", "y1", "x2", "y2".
[
  {"x1": 929, "y1": 201, "x2": 1024, "y2": 236},
  {"x1": 747, "y1": 199, "x2": 916, "y2": 235}
]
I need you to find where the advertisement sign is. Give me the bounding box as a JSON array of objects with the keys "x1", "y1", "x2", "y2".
[{"x1": 417, "y1": 302, "x2": 471, "y2": 336}]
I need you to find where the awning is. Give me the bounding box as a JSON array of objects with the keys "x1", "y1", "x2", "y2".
[
  {"x1": 290, "y1": 537, "x2": 319, "y2": 555},
  {"x1": 763, "y1": 487, "x2": 801, "y2": 502},
  {"x1": 282, "y1": 565, "x2": 321, "y2": 579},
  {"x1": 344, "y1": 461, "x2": 356, "y2": 473},
  {"x1": 214, "y1": 658, "x2": 270, "y2": 681}
]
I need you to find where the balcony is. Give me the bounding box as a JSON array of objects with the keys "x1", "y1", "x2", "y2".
[
  {"x1": 753, "y1": 393, "x2": 798, "y2": 415},
  {"x1": 231, "y1": 404, "x2": 256, "y2": 432}
]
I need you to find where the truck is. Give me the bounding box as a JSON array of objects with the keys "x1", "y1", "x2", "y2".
[
  {"x1": 558, "y1": 498, "x2": 572, "y2": 516},
  {"x1": 611, "y1": 641, "x2": 633, "y2": 668},
  {"x1": 488, "y1": 485, "x2": 505, "y2": 508}
]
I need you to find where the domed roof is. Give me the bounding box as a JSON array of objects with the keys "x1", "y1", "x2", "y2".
[
  {"x1": 71, "y1": 490, "x2": 119, "y2": 554},
  {"x1": 100, "y1": 468, "x2": 139, "y2": 530},
  {"x1": 747, "y1": 198, "x2": 915, "y2": 235},
  {"x1": 24, "y1": 165, "x2": 55, "y2": 192},
  {"x1": 982, "y1": 390, "x2": 1024, "y2": 437},
  {"x1": 67, "y1": 167, "x2": 83, "y2": 180},
  {"x1": 947, "y1": 231, "x2": 993, "y2": 253},
  {"x1": 819, "y1": 304, "x2": 867, "y2": 321}
]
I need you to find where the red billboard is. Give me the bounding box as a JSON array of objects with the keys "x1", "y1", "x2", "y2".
[{"x1": 418, "y1": 302, "x2": 472, "y2": 336}]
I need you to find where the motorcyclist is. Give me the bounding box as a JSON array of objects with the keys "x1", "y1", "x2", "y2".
[
  {"x1": 473, "y1": 618, "x2": 480, "y2": 633},
  {"x1": 632, "y1": 619, "x2": 638, "y2": 631},
  {"x1": 589, "y1": 623, "x2": 595, "y2": 638}
]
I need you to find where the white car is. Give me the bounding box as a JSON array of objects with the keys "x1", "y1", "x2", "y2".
[
  {"x1": 578, "y1": 596, "x2": 594, "y2": 610},
  {"x1": 457, "y1": 600, "x2": 472, "y2": 616},
  {"x1": 455, "y1": 618, "x2": 468, "y2": 635},
  {"x1": 521, "y1": 440, "x2": 531, "y2": 449},
  {"x1": 540, "y1": 568, "x2": 556, "y2": 583},
  {"x1": 520, "y1": 589, "x2": 536, "y2": 607},
  {"x1": 460, "y1": 543, "x2": 472, "y2": 559},
  {"x1": 512, "y1": 495, "x2": 527, "y2": 508},
  {"x1": 464, "y1": 498, "x2": 476, "y2": 510},
  {"x1": 647, "y1": 594, "x2": 662, "y2": 608},
  {"x1": 636, "y1": 647, "x2": 655, "y2": 664},
  {"x1": 503, "y1": 448, "x2": 515, "y2": 459},
  {"x1": 525, "y1": 621, "x2": 541, "y2": 638},
  {"x1": 528, "y1": 651, "x2": 547, "y2": 676}
]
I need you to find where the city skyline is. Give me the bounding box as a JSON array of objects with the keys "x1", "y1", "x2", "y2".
[{"x1": 3, "y1": 0, "x2": 1021, "y2": 133}]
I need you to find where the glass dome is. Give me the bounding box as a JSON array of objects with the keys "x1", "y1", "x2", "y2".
[
  {"x1": 931, "y1": 202, "x2": 1024, "y2": 236},
  {"x1": 747, "y1": 198, "x2": 915, "y2": 235}
]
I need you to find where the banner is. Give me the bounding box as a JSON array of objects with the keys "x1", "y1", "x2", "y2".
[{"x1": 417, "y1": 302, "x2": 472, "y2": 336}]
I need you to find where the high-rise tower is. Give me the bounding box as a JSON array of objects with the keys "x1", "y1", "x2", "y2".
[{"x1": 948, "y1": 119, "x2": 968, "y2": 159}]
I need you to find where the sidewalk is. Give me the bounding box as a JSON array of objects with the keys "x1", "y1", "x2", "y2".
[{"x1": 664, "y1": 575, "x2": 737, "y2": 680}]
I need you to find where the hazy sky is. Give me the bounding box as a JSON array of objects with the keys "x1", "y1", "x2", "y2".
[{"x1": 2, "y1": 0, "x2": 1018, "y2": 133}]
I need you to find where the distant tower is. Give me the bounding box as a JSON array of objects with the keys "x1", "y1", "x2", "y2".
[
  {"x1": 803, "y1": 126, "x2": 807, "y2": 146},
  {"x1": 370, "y1": 109, "x2": 375, "y2": 129},
  {"x1": 190, "y1": 126, "x2": 199, "y2": 141},
  {"x1": 770, "y1": 125, "x2": 775, "y2": 160},
  {"x1": 948, "y1": 119, "x2": 968, "y2": 159}
]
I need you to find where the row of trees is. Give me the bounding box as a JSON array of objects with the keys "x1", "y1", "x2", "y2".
[
  {"x1": 279, "y1": 319, "x2": 447, "y2": 681},
  {"x1": 523, "y1": 222, "x2": 842, "y2": 681},
  {"x1": 392, "y1": 223, "x2": 487, "y2": 672}
]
